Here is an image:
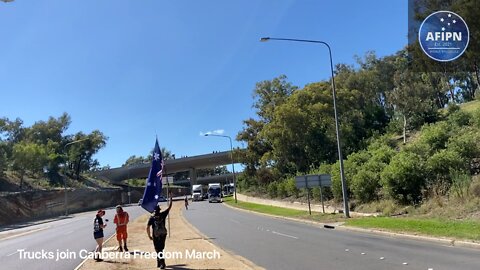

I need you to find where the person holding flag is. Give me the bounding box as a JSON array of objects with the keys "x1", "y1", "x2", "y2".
[
  {"x1": 147, "y1": 196, "x2": 173, "y2": 269},
  {"x1": 140, "y1": 138, "x2": 173, "y2": 268}
]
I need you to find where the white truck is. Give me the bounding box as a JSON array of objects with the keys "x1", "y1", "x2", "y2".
[
  {"x1": 208, "y1": 183, "x2": 222, "y2": 203},
  {"x1": 191, "y1": 184, "x2": 203, "y2": 201},
  {"x1": 223, "y1": 183, "x2": 235, "y2": 196}
]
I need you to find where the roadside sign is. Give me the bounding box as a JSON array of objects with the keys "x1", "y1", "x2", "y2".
[
  {"x1": 295, "y1": 174, "x2": 331, "y2": 214},
  {"x1": 295, "y1": 174, "x2": 331, "y2": 189}
]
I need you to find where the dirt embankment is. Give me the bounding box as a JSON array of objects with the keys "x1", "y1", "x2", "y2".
[{"x1": 0, "y1": 188, "x2": 144, "y2": 226}]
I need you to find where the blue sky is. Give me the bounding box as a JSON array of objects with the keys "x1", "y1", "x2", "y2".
[{"x1": 0, "y1": 0, "x2": 407, "y2": 168}]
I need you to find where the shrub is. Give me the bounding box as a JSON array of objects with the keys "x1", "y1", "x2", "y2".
[
  {"x1": 352, "y1": 169, "x2": 380, "y2": 203},
  {"x1": 277, "y1": 180, "x2": 288, "y2": 198},
  {"x1": 426, "y1": 149, "x2": 467, "y2": 192},
  {"x1": 449, "y1": 171, "x2": 472, "y2": 200},
  {"x1": 331, "y1": 151, "x2": 371, "y2": 201},
  {"x1": 446, "y1": 103, "x2": 461, "y2": 115},
  {"x1": 369, "y1": 144, "x2": 396, "y2": 164},
  {"x1": 330, "y1": 161, "x2": 353, "y2": 202},
  {"x1": 418, "y1": 122, "x2": 451, "y2": 152},
  {"x1": 236, "y1": 172, "x2": 256, "y2": 192},
  {"x1": 381, "y1": 151, "x2": 426, "y2": 204},
  {"x1": 471, "y1": 180, "x2": 480, "y2": 198},
  {"x1": 267, "y1": 181, "x2": 278, "y2": 198},
  {"x1": 285, "y1": 177, "x2": 299, "y2": 197},
  {"x1": 404, "y1": 141, "x2": 433, "y2": 159},
  {"x1": 446, "y1": 129, "x2": 480, "y2": 159},
  {"x1": 469, "y1": 108, "x2": 480, "y2": 128},
  {"x1": 255, "y1": 167, "x2": 278, "y2": 185},
  {"x1": 447, "y1": 110, "x2": 471, "y2": 127}
]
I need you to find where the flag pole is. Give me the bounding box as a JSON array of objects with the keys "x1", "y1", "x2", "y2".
[{"x1": 165, "y1": 159, "x2": 171, "y2": 238}]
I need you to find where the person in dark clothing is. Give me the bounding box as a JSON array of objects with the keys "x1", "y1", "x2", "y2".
[
  {"x1": 147, "y1": 196, "x2": 173, "y2": 269},
  {"x1": 93, "y1": 209, "x2": 107, "y2": 262},
  {"x1": 184, "y1": 195, "x2": 189, "y2": 210}
]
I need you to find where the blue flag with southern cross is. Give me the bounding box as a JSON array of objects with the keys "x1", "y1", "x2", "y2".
[{"x1": 140, "y1": 139, "x2": 164, "y2": 213}]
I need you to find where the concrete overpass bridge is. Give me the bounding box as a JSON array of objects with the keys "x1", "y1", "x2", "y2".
[
  {"x1": 173, "y1": 173, "x2": 235, "y2": 186},
  {"x1": 91, "y1": 150, "x2": 241, "y2": 185}
]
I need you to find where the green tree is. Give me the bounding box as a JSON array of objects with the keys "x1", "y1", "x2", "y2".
[
  {"x1": 65, "y1": 130, "x2": 107, "y2": 179},
  {"x1": 388, "y1": 54, "x2": 439, "y2": 144},
  {"x1": 11, "y1": 142, "x2": 48, "y2": 189},
  {"x1": 237, "y1": 75, "x2": 296, "y2": 177},
  {"x1": 123, "y1": 155, "x2": 149, "y2": 167},
  {"x1": 252, "y1": 75, "x2": 297, "y2": 123},
  {"x1": 236, "y1": 118, "x2": 272, "y2": 176},
  {"x1": 0, "y1": 142, "x2": 8, "y2": 176}
]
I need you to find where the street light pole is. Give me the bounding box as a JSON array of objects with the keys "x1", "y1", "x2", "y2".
[
  {"x1": 62, "y1": 138, "x2": 90, "y2": 216},
  {"x1": 260, "y1": 37, "x2": 350, "y2": 218},
  {"x1": 204, "y1": 134, "x2": 237, "y2": 203}
]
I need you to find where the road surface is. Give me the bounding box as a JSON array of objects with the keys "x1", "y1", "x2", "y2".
[
  {"x1": 0, "y1": 205, "x2": 145, "y2": 270},
  {"x1": 184, "y1": 200, "x2": 480, "y2": 270}
]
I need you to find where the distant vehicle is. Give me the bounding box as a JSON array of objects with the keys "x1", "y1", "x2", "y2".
[
  {"x1": 192, "y1": 184, "x2": 204, "y2": 201},
  {"x1": 223, "y1": 183, "x2": 235, "y2": 196},
  {"x1": 208, "y1": 183, "x2": 222, "y2": 203}
]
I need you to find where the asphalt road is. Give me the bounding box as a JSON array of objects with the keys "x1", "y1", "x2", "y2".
[
  {"x1": 184, "y1": 200, "x2": 480, "y2": 270},
  {"x1": 0, "y1": 205, "x2": 146, "y2": 270}
]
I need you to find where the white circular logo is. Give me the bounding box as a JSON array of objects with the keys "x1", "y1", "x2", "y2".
[{"x1": 418, "y1": 11, "x2": 469, "y2": 62}]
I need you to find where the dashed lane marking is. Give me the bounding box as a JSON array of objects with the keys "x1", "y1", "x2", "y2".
[{"x1": 271, "y1": 231, "x2": 299, "y2": 239}]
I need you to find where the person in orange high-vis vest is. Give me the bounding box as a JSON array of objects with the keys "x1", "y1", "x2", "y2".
[{"x1": 114, "y1": 205, "x2": 129, "y2": 252}]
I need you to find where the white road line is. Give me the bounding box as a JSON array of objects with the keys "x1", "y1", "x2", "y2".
[
  {"x1": 7, "y1": 250, "x2": 20, "y2": 257},
  {"x1": 0, "y1": 226, "x2": 51, "y2": 241},
  {"x1": 229, "y1": 219, "x2": 240, "y2": 224},
  {"x1": 63, "y1": 230, "x2": 74, "y2": 235},
  {"x1": 271, "y1": 231, "x2": 298, "y2": 239}
]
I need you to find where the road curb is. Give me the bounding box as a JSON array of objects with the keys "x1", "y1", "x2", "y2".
[
  {"x1": 180, "y1": 208, "x2": 265, "y2": 270},
  {"x1": 223, "y1": 201, "x2": 480, "y2": 250},
  {"x1": 337, "y1": 225, "x2": 480, "y2": 249},
  {"x1": 73, "y1": 233, "x2": 117, "y2": 270}
]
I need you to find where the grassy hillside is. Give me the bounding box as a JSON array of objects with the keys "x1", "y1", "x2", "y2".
[
  {"x1": 0, "y1": 171, "x2": 116, "y2": 192},
  {"x1": 459, "y1": 99, "x2": 480, "y2": 113}
]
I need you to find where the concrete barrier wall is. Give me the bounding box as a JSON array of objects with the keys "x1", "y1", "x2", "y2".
[
  {"x1": 0, "y1": 186, "x2": 197, "y2": 226},
  {"x1": 0, "y1": 188, "x2": 126, "y2": 226}
]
